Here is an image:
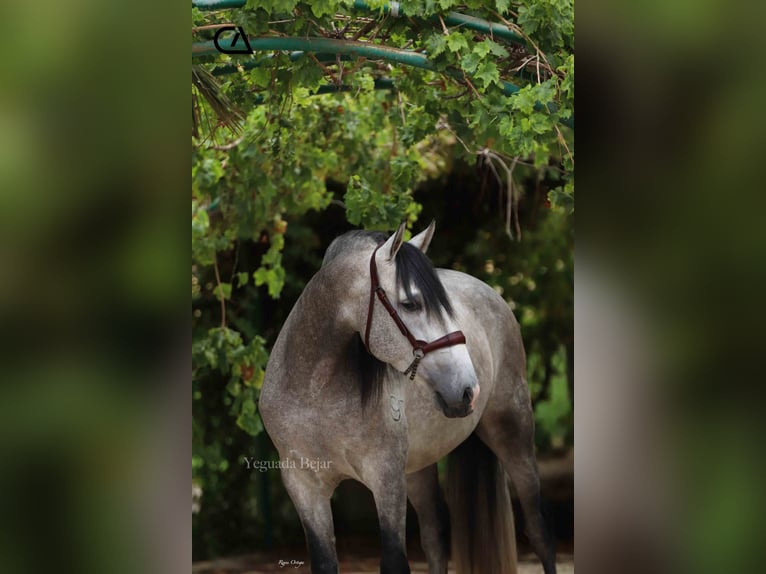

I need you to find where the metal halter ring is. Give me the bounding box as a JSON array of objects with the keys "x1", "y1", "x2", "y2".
[{"x1": 403, "y1": 348, "x2": 425, "y2": 380}]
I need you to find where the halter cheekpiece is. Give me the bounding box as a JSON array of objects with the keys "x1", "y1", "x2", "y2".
[{"x1": 363, "y1": 244, "x2": 466, "y2": 380}]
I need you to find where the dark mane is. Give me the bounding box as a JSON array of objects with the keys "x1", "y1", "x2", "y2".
[
  {"x1": 346, "y1": 333, "x2": 388, "y2": 409},
  {"x1": 327, "y1": 229, "x2": 455, "y2": 410}
]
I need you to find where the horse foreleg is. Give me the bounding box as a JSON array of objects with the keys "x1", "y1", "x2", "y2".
[
  {"x1": 368, "y1": 470, "x2": 411, "y2": 574},
  {"x1": 281, "y1": 470, "x2": 338, "y2": 574},
  {"x1": 406, "y1": 464, "x2": 449, "y2": 574}
]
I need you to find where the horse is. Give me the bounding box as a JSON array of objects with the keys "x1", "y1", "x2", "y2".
[{"x1": 259, "y1": 222, "x2": 556, "y2": 574}]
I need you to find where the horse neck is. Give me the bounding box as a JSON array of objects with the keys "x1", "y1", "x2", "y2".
[{"x1": 280, "y1": 260, "x2": 365, "y2": 386}]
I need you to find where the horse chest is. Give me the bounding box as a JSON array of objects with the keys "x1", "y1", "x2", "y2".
[{"x1": 403, "y1": 383, "x2": 480, "y2": 472}]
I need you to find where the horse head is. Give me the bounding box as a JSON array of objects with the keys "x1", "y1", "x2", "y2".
[{"x1": 362, "y1": 222, "x2": 480, "y2": 418}]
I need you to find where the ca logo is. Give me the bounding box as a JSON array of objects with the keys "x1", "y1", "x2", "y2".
[{"x1": 213, "y1": 26, "x2": 253, "y2": 55}]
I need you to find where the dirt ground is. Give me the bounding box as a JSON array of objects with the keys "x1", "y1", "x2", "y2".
[{"x1": 192, "y1": 552, "x2": 574, "y2": 573}]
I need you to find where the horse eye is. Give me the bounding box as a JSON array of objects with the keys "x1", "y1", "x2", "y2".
[{"x1": 401, "y1": 299, "x2": 422, "y2": 312}]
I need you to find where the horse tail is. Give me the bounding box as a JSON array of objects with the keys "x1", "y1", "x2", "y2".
[{"x1": 447, "y1": 432, "x2": 517, "y2": 574}]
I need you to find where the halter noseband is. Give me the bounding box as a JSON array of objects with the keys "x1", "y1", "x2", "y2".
[{"x1": 363, "y1": 244, "x2": 466, "y2": 380}]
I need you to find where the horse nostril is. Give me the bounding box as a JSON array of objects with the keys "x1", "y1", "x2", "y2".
[{"x1": 462, "y1": 386, "x2": 474, "y2": 405}]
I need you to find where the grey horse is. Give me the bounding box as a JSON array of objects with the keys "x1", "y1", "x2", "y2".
[{"x1": 259, "y1": 222, "x2": 556, "y2": 574}]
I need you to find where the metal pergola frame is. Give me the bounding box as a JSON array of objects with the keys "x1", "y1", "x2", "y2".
[{"x1": 192, "y1": 0, "x2": 573, "y2": 128}]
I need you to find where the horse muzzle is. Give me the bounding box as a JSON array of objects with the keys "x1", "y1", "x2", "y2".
[{"x1": 434, "y1": 383, "x2": 480, "y2": 418}]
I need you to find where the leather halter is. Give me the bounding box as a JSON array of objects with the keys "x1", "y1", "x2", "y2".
[{"x1": 364, "y1": 244, "x2": 466, "y2": 380}]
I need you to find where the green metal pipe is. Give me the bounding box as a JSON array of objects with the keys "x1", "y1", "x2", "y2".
[
  {"x1": 350, "y1": 1, "x2": 525, "y2": 45},
  {"x1": 193, "y1": 0, "x2": 243, "y2": 8},
  {"x1": 210, "y1": 52, "x2": 348, "y2": 75},
  {"x1": 192, "y1": 0, "x2": 524, "y2": 44},
  {"x1": 193, "y1": 36, "x2": 514, "y2": 92},
  {"x1": 442, "y1": 12, "x2": 524, "y2": 45},
  {"x1": 193, "y1": 36, "x2": 431, "y2": 69},
  {"x1": 192, "y1": 36, "x2": 572, "y2": 128}
]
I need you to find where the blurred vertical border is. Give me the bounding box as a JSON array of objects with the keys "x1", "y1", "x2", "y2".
[
  {"x1": 0, "y1": 2, "x2": 188, "y2": 574},
  {"x1": 576, "y1": 0, "x2": 766, "y2": 572}
]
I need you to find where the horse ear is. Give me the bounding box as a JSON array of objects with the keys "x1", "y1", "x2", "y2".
[
  {"x1": 382, "y1": 222, "x2": 407, "y2": 260},
  {"x1": 408, "y1": 220, "x2": 436, "y2": 254}
]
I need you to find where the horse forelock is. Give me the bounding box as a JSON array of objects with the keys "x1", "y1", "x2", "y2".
[{"x1": 394, "y1": 243, "x2": 454, "y2": 320}]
